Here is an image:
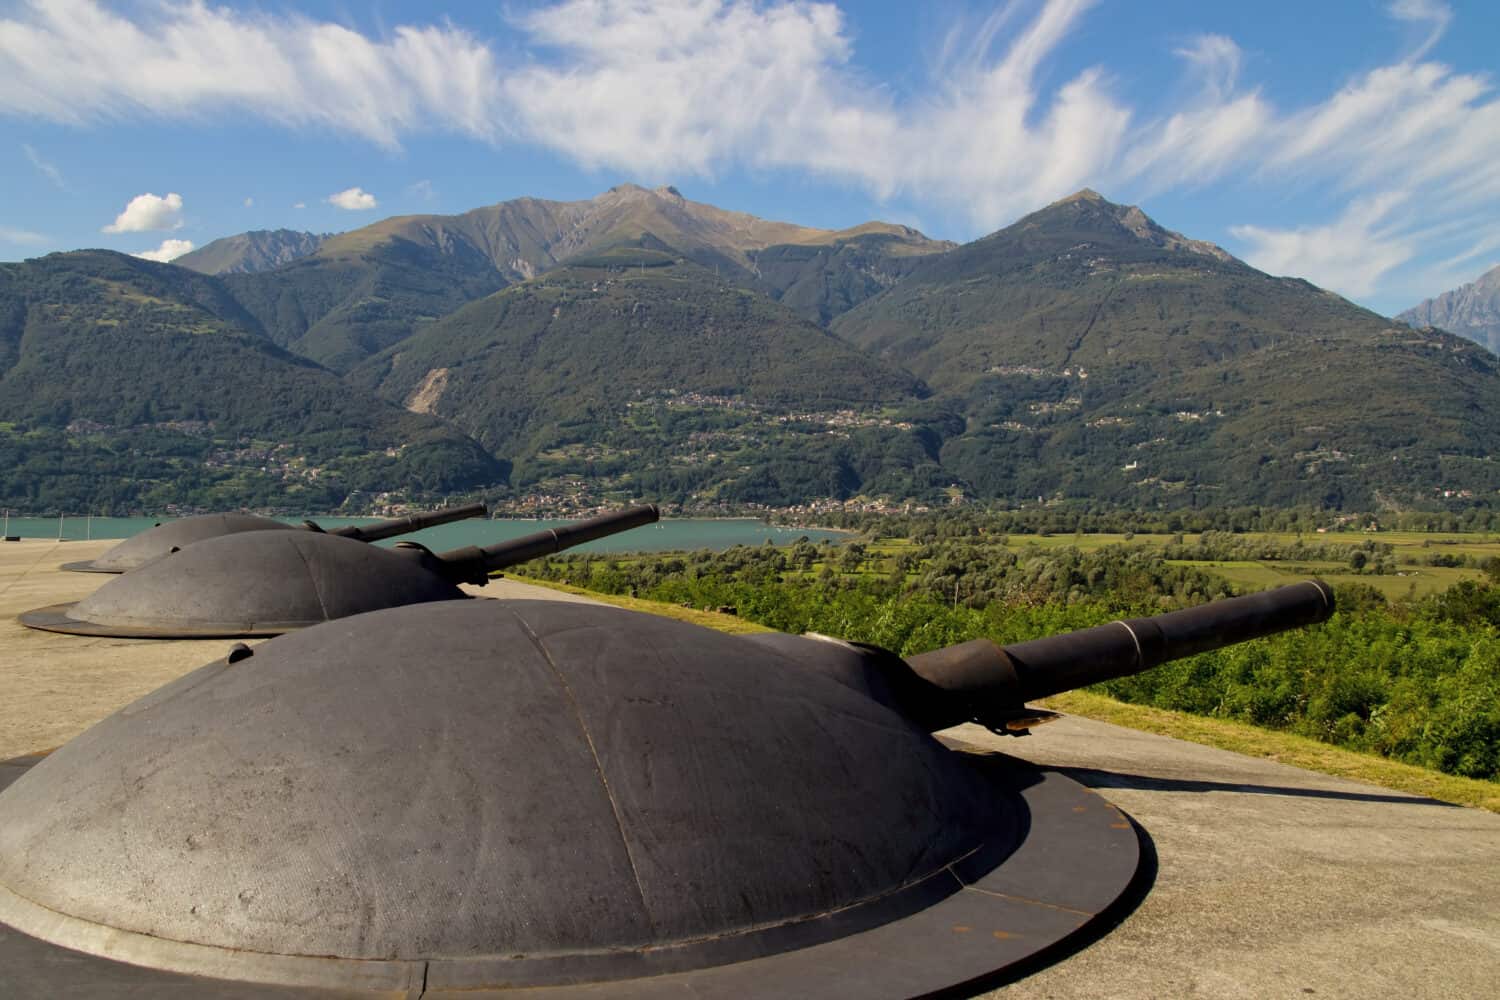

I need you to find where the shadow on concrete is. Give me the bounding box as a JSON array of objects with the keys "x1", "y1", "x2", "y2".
[
  {"x1": 1059, "y1": 766, "x2": 1459, "y2": 807},
  {"x1": 930, "y1": 812, "x2": 1160, "y2": 1000}
]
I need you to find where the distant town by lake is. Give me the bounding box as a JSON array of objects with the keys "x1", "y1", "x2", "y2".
[{"x1": 0, "y1": 515, "x2": 847, "y2": 553}]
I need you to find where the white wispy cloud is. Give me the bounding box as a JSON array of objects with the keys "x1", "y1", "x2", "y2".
[
  {"x1": 505, "y1": 0, "x2": 1127, "y2": 223},
  {"x1": 407, "y1": 179, "x2": 436, "y2": 202},
  {"x1": 1231, "y1": 192, "x2": 1416, "y2": 299},
  {"x1": 0, "y1": 0, "x2": 502, "y2": 148},
  {"x1": 327, "y1": 187, "x2": 377, "y2": 211},
  {"x1": 0, "y1": 224, "x2": 49, "y2": 245},
  {"x1": 2, "y1": 0, "x2": 1497, "y2": 304},
  {"x1": 21, "y1": 142, "x2": 64, "y2": 187},
  {"x1": 133, "y1": 238, "x2": 195, "y2": 262},
  {"x1": 102, "y1": 192, "x2": 183, "y2": 233},
  {"x1": 504, "y1": 0, "x2": 862, "y2": 178},
  {"x1": 1173, "y1": 34, "x2": 1243, "y2": 101},
  {"x1": 243, "y1": 196, "x2": 253, "y2": 208},
  {"x1": 1119, "y1": 34, "x2": 1270, "y2": 194},
  {"x1": 1387, "y1": 0, "x2": 1452, "y2": 61}
]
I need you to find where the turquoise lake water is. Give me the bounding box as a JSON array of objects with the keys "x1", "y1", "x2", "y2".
[{"x1": 0, "y1": 515, "x2": 846, "y2": 553}]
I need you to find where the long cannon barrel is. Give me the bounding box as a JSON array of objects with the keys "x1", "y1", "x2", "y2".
[
  {"x1": 900, "y1": 580, "x2": 1335, "y2": 733},
  {"x1": 430, "y1": 505, "x2": 660, "y2": 584},
  {"x1": 318, "y1": 502, "x2": 487, "y2": 543}
]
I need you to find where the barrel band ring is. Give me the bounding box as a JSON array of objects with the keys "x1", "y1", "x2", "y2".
[{"x1": 1111, "y1": 619, "x2": 1145, "y2": 672}]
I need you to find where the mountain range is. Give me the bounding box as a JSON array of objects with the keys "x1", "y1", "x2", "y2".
[
  {"x1": 176, "y1": 229, "x2": 331, "y2": 275},
  {"x1": 178, "y1": 185, "x2": 950, "y2": 373},
  {"x1": 4, "y1": 185, "x2": 1498, "y2": 514}
]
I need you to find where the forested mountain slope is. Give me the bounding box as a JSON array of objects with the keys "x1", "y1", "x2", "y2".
[
  {"x1": 350, "y1": 245, "x2": 947, "y2": 504},
  {"x1": 0, "y1": 251, "x2": 505, "y2": 510},
  {"x1": 833, "y1": 191, "x2": 1500, "y2": 508}
]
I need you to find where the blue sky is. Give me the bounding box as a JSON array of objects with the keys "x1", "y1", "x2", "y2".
[{"x1": 2, "y1": 0, "x2": 1497, "y2": 315}]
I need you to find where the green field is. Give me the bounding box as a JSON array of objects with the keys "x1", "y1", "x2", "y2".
[
  {"x1": 1168, "y1": 560, "x2": 1481, "y2": 600},
  {"x1": 608, "y1": 528, "x2": 1496, "y2": 600},
  {"x1": 864, "y1": 529, "x2": 1494, "y2": 599}
]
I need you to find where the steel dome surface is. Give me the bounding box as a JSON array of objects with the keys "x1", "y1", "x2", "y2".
[
  {"x1": 0, "y1": 599, "x2": 1139, "y2": 998},
  {"x1": 60, "y1": 512, "x2": 290, "y2": 573},
  {"x1": 27, "y1": 530, "x2": 465, "y2": 637},
  {"x1": 60, "y1": 503, "x2": 488, "y2": 574}
]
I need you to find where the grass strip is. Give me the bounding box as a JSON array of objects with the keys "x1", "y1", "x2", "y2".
[
  {"x1": 505, "y1": 576, "x2": 774, "y2": 634},
  {"x1": 510, "y1": 576, "x2": 1500, "y2": 814},
  {"x1": 1041, "y1": 689, "x2": 1500, "y2": 813}
]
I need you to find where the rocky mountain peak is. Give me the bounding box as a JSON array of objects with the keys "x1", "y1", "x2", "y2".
[
  {"x1": 1054, "y1": 188, "x2": 1106, "y2": 204},
  {"x1": 1397, "y1": 263, "x2": 1500, "y2": 354}
]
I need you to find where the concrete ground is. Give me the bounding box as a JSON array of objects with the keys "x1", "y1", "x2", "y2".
[
  {"x1": 961, "y1": 718, "x2": 1500, "y2": 999},
  {"x1": 3, "y1": 537, "x2": 1499, "y2": 998},
  {"x1": 0, "y1": 539, "x2": 593, "y2": 758}
]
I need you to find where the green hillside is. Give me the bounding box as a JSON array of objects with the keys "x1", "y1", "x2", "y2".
[
  {"x1": 0, "y1": 251, "x2": 505, "y2": 511},
  {"x1": 746, "y1": 228, "x2": 951, "y2": 324},
  {"x1": 221, "y1": 235, "x2": 507, "y2": 372},
  {"x1": 829, "y1": 191, "x2": 1500, "y2": 509},
  {"x1": 351, "y1": 247, "x2": 947, "y2": 504}
]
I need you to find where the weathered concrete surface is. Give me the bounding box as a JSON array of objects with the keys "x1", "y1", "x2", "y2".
[
  {"x1": 956, "y1": 718, "x2": 1500, "y2": 999},
  {"x1": 0, "y1": 540, "x2": 242, "y2": 759},
  {"x1": 3, "y1": 538, "x2": 1499, "y2": 997},
  {"x1": 0, "y1": 539, "x2": 590, "y2": 758}
]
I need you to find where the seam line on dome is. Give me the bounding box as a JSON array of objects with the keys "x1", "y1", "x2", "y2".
[
  {"x1": 507, "y1": 608, "x2": 656, "y2": 931},
  {"x1": 290, "y1": 538, "x2": 330, "y2": 622}
]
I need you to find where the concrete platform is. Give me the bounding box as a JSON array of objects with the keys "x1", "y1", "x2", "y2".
[
  {"x1": 0, "y1": 539, "x2": 595, "y2": 759},
  {"x1": 3, "y1": 538, "x2": 1499, "y2": 997},
  {"x1": 957, "y1": 717, "x2": 1500, "y2": 998}
]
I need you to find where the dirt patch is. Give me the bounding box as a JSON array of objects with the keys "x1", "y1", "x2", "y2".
[{"x1": 404, "y1": 367, "x2": 450, "y2": 415}]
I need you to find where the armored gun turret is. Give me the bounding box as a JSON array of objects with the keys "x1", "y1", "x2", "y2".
[
  {"x1": 0, "y1": 581, "x2": 1333, "y2": 997},
  {"x1": 60, "y1": 501, "x2": 490, "y2": 574},
  {"x1": 20, "y1": 505, "x2": 659, "y2": 638}
]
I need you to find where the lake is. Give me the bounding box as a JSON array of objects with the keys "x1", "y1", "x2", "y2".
[{"x1": 0, "y1": 514, "x2": 847, "y2": 553}]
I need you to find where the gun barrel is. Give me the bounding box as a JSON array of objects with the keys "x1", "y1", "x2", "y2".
[
  {"x1": 435, "y1": 505, "x2": 660, "y2": 584},
  {"x1": 326, "y1": 502, "x2": 488, "y2": 543},
  {"x1": 903, "y1": 580, "x2": 1335, "y2": 732}
]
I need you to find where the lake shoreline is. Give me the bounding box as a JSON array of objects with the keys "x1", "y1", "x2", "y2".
[{"x1": 0, "y1": 515, "x2": 850, "y2": 552}]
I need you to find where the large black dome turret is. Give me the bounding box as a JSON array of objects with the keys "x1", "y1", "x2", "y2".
[
  {"x1": 0, "y1": 582, "x2": 1333, "y2": 996},
  {"x1": 0, "y1": 601, "x2": 1016, "y2": 989}
]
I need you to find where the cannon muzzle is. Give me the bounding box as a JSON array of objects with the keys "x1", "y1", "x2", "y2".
[
  {"x1": 901, "y1": 580, "x2": 1335, "y2": 733},
  {"x1": 431, "y1": 505, "x2": 660, "y2": 584},
  {"x1": 317, "y1": 501, "x2": 487, "y2": 542}
]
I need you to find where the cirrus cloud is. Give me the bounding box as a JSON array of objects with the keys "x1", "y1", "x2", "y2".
[
  {"x1": 1387, "y1": 0, "x2": 1452, "y2": 61},
  {"x1": 0, "y1": 224, "x2": 49, "y2": 245},
  {"x1": 22, "y1": 142, "x2": 65, "y2": 187},
  {"x1": 102, "y1": 192, "x2": 183, "y2": 233},
  {"x1": 327, "y1": 187, "x2": 377, "y2": 211},
  {"x1": 0, "y1": 0, "x2": 501, "y2": 149},
  {"x1": 1231, "y1": 193, "x2": 1415, "y2": 299}
]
